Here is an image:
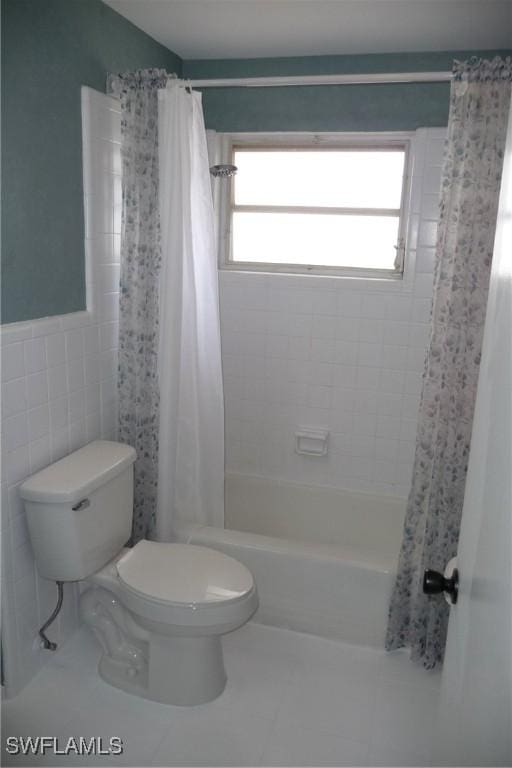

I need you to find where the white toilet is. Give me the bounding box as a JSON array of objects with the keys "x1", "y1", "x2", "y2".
[{"x1": 20, "y1": 440, "x2": 258, "y2": 706}]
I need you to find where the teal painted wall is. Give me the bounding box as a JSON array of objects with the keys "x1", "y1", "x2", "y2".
[
  {"x1": 2, "y1": 0, "x2": 182, "y2": 324},
  {"x1": 183, "y1": 50, "x2": 511, "y2": 132},
  {"x1": 3, "y1": 1, "x2": 509, "y2": 327}
]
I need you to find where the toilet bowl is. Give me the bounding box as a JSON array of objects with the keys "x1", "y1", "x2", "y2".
[
  {"x1": 81, "y1": 540, "x2": 257, "y2": 705},
  {"x1": 20, "y1": 440, "x2": 258, "y2": 706}
]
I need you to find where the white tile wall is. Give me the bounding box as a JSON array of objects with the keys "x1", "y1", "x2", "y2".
[
  {"x1": 0, "y1": 87, "x2": 121, "y2": 695},
  {"x1": 220, "y1": 128, "x2": 446, "y2": 498}
]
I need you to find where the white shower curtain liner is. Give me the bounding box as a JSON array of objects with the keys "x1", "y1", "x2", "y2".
[{"x1": 156, "y1": 80, "x2": 224, "y2": 539}]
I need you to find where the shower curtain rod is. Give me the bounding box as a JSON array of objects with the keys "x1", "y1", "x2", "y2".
[{"x1": 187, "y1": 71, "x2": 452, "y2": 88}]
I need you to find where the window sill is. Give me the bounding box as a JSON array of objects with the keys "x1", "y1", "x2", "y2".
[{"x1": 218, "y1": 263, "x2": 418, "y2": 294}]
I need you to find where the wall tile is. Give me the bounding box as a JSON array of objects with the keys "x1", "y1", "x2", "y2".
[
  {"x1": 218, "y1": 123, "x2": 444, "y2": 497},
  {"x1": 27, "y1": 405, "x2": 50, "y2": 442},
  {"x1": 411, "y1": 297, "x2": 432, "y2": 323},
  {"x1": 309, "y1": 385, "x2": 332, "y2": 410},
  {"x1": 386, "y1": 295, "x2": 412, "y2": 322},
  {"x1": 99, "y1": 322, "x2": 117, "y2": 351},
  {"x1": 85, "y1": 384, "x2": 101, "y2": 416},
  {"x1": 361, "y1": 293, "x2": 387, "y2": 319},
  {"x1": 312, "y1": 291, "x2": 337, "y2": 316},
  {"x1": 49, "y1": 397, "x2": 69, "y2": 431},
  {"x1": 337, "y1": 292, "x2": 362, "y2": 317},
  {"x1": 335, "y1": 317, "x2": 359, "y2": 341},
  {"x1": 86, "y1": 411, "x2": 102, "y2": 442},
  {"x1": 354, "y1": 388, "x2": 378, "y2": 415},
  {"x1": 84, "y1": 353, "x2": 101, "y2": 385},
  {"x1": 378, "y1": 392, "x2": 403, "y2": 417},
  {"x1": 69, "y1": 419, "x2": 87, "y2": 451},
  {"x1": 310, "y1": 337, "x2": 335, "y2": 362},
  {"x1": 375, "y1": 437, "x2": 399, "y2": 461},
  {"x1": 311, "y1": 315, "x2": 337, "y2": 339},
  {"x1": 29, "y1": 435, "x2": 52, "y2": 473},
  {"x1": 418, "y1": 220, "x2": 439, "y2": 248},
  {"x1": 380, "y1": 369, "x2": 405, "y2": 394},
  {"x1": 404, "y1": 371, "x2": 423, "y2": 395},
  {"x1": 5, "y1": 484, "x2": 20, "y2": 521},
  {"x1": 402, "y1": 394, "x2": 421, "y2": 420},
  {"x1": 3, "y1": 412, "x2": 29, "y2": 452},
  {"x1": 416, "y1": 247, "x2": 436, "y2": 274},
  {"x1": 46, "y1": 333, "x2": 66, "y2": 368},
  {"x1": 2, "y1": 342, "x2": 26, "y2": 382},
  {"x1": 24, "y1": 337, "x2": 46, "y2": 374},
  {"x1": 386, "y1": 321, "x2": 410, "y2": 347},
  {"x1": 357, "y1": 411, "x2": 378, "y2": 437},
  {"x1": 2, "y1": 378, "x2": 28, "y2": 418},
  {"x1": 50, "y1": 427, "x2": 70, "y2": 462},
  {"x1": 4, "y1": 445, "x2": 30, "y2": 486},
  {"x1": 358, "y1": 343, "x2": 383, "y2": 367},
  {"x1": 356, "y1": 366, "x2": 380, "y2": 390},
  {"x1": 359, "y1": 318, "x2": 384, "y2": 344},
  {"x1": 65, "y1": 329, "x2": 84, "y2": 362},
  {"x1": 423, "y1": 165, "x2": 443, "y2": 194},
  {"x1": 67, "y1": 358, "x2": 85, "y2": 392}
]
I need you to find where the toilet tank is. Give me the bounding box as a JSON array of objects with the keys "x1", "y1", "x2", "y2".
[{"x1": 20, "y1": 441, "x2": 137, "y2": 582}]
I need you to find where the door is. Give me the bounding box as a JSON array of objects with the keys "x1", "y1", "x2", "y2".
[{"x1": 433, "y1": 103, "x2": 512, "y2": 765}]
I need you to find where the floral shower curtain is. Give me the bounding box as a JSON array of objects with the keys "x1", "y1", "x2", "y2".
[
  {"x1": 108, "y1": 70, "x2": 168, "y2": 542},
  {"x1": 109, "y1": 70, "x2": 224, "y2": 542},
  {"x1": 386, "y1": 57, "x2": 512, "y2": 669}
]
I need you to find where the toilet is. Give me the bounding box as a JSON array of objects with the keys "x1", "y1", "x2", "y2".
[{"x1": 20, "y1": 440, "x2": 258, "y2": 706}]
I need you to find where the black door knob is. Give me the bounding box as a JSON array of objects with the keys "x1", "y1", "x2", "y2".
[{"x1": 423, "y1": 568, "x2": 459, "y2": 604}]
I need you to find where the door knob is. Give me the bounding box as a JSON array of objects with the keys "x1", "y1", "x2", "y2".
[{"x1": 423, "y1": 567, "x2": 459, "y2": 605}]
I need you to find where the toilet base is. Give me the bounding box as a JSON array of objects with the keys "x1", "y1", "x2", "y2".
[
  {"x1": 98, "y1": 634, "x2": 227, "y2": 706},
  {"x1": 81, "y1": 586, "x2": 228, "y2": 706},
  {"x1": 149, "y1": 634, "x2": 227, "y2": 706}
]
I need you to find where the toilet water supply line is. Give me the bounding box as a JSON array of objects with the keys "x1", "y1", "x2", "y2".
[{"x1": 39, "y1": 581, "x2": 64, "y2": 651}]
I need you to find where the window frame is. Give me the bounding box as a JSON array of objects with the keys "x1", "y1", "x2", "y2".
[{"x1": 217, "y1": 132, "x2": 414, "y2": 282}]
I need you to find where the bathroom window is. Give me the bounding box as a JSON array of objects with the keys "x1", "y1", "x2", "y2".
[{"x1": 220, "y1": 133, "x2": 411, "y2": 279}]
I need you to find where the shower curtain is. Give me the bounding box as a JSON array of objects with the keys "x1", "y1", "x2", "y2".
[
  {"x1": 156, "y1": 82, "x2": 224, "y2": 539},
  {"x1": 109, "y1": 70, "x2": 224, "y2": 541},
  {"x1": 109, "y1": 69, "x2": 167, "y2": 542},
  {"x1": 386, "y1": 56, "x2": 512, "y2": 669}
]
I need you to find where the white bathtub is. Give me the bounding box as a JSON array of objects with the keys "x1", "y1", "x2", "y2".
[{"x1": 176, "y1": 474, "x2": 406, "y2": 648}]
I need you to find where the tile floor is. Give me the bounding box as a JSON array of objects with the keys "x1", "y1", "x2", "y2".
[{"x1": 2, "y1": 622, "x2": 441, "y2": 767}]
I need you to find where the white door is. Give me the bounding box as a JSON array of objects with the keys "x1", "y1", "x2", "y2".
[{"x1": 434, "y1": 102, "x2": 512, "y2": 766}]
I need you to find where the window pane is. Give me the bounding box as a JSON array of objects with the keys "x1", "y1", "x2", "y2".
[
  {"x1": 233, "y1": 150, "x2": 405, "y2": 209},
  {"x1": 232, "y1": 212, "x2": 400, "y2": 270}
]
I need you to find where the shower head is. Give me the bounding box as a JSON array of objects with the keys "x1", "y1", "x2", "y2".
[{"x1": 209, "y1": 164, "x2": 238, "y2": 179}]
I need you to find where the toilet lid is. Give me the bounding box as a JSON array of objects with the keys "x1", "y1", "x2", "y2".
[{"x1": 116, "y1": 540, "x2": 254, "y2": 606}]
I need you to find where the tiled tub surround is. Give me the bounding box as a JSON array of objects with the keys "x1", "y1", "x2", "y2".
[
  {"x1": 0, "y1": 87, "x2": 120, "y2": 696},
  {"x1": 220, "y1": 128, "x2": 446, "y2": 498},
  {"x1": 224, "y1": 473, "x2": 406, "y2": 559}
]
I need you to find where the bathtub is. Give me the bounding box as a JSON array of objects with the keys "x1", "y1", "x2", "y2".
[{"x1": 176, "y1": 473, "x2": 406, "y2": 648}]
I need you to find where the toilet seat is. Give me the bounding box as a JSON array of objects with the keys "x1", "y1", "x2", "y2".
[
  {"x1": 117, "y1": 540, "x2": 254, "y2": 606},
  {"x1": 114, "y1": 540, "x2": 257, "y2": 631}
]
